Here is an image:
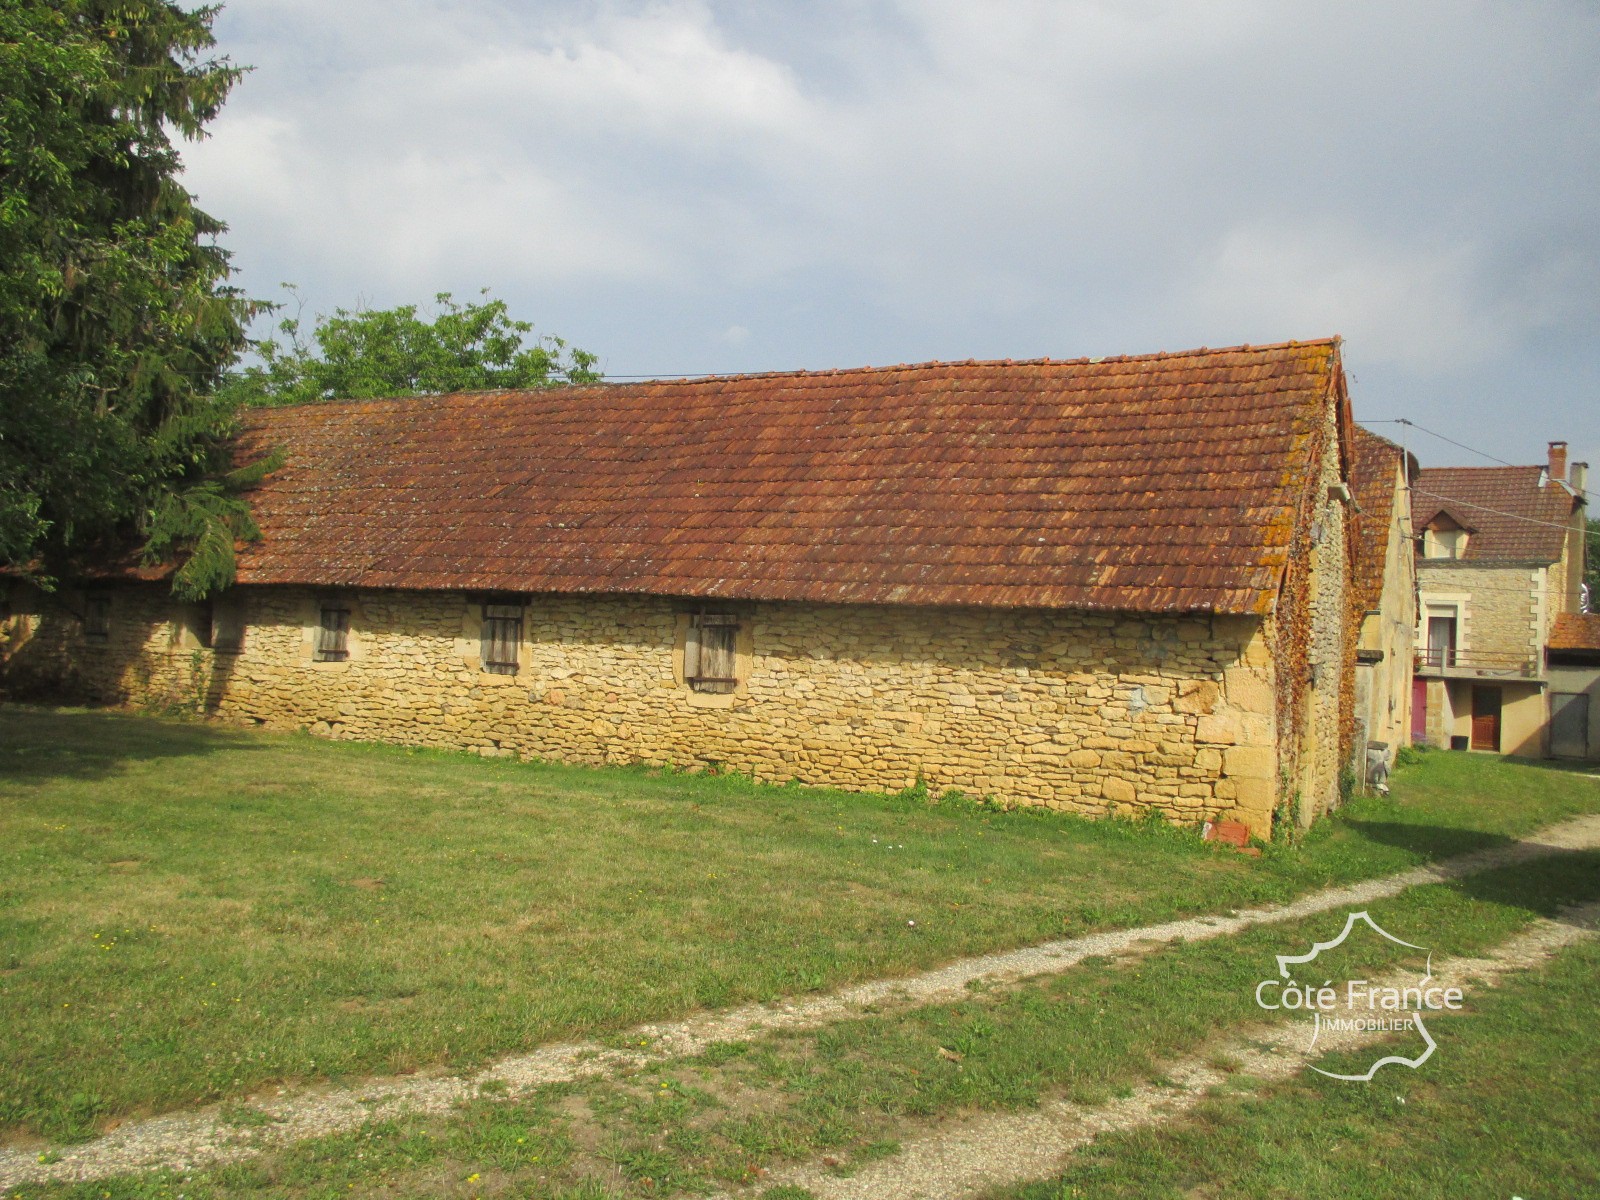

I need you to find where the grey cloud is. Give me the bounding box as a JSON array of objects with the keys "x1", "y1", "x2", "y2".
[{"x1": 186, "y1": 0, "x2": 1599, "y2": 463}]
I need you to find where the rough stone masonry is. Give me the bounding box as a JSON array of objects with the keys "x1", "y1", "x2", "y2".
[{"x1": 2, "y1": 585, "x2": 1285, "y2": 835}]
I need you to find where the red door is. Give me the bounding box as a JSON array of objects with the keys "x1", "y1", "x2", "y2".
[
  {"x1": 1411, "y1": 679, "x2": 1427, "y2": 743},
  {"x1": 1471, "y1": 687, "x2": 1502, "y2": 752}
]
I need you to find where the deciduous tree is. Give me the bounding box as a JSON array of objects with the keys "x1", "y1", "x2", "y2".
[{"x1": 220, "y1": 289, "x2": 600, "y2": 406}]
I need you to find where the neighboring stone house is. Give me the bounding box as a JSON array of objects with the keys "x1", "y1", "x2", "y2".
[
  {"x1": 1411, "y1": 443, "x2": 1588, "y2": 755},
  {"x1": 1547, "y1": 613, "x2": 1600, "y2": 761},
  {"x1": 1, "y1": 340, "x2": 1361, "y2": 838},
  {"x1": 1349, "y1": 427, "x2": 1417, "y2": 776}
]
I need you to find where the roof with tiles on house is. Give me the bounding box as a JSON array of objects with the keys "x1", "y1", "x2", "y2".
[
  {"x1": 1549, "y1": 612, "x2": 1600, "y2": 654},
  {"x1": 1411, "y1": 465, "x2": 1579, "y2": 564},
  {"x1": 225, "y1": 339, "x2": 1347, "y2": 615},
  {"x1": 1350, "y1": 426, "x2": 1410, "y2": 612}
]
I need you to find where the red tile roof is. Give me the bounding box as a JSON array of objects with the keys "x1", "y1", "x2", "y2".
[
  {"x1": 1350, "y1": 427, "x2": 1407, "y2": 611},
  {"x1": 1550, "y1": 612, "x2": 1600, "y2": 653},
  {"x1": 229, "y1": 340, "x2": 1346, "y2": 615},
  {"x1": 1412, "y1": 466, "x2": 1578, "y2": 563}
]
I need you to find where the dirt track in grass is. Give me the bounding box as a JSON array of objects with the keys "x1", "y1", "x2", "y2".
[
  {"x1": 722, "y1": 898, "x2": 1600, "y2": 1200},
  {"x1": 4, "y1": 811, "x2": 1598, "y2": 1191}
]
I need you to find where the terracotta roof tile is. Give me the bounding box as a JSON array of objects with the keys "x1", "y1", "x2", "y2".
[
  {"x1": 1350, "y1": 427, "x2": 1407, "y2": 611},
  {"x1": 1550, "y1": 612, "x2": 1600, "y2": 653},
  {"x1": 1412, "y1": 466, "x2": 1578, "y2": 563},
  {"x1": 230, "y1": 339, "x2": 1345, "y2": 615}
]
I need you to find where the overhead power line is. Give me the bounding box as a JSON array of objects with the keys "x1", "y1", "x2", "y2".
[
  {"x1": 1410, "y1": 488, "x2": 1583, "y2": 536},
  {"x1": 1365, "y1": 418, "x2": 1524, "y2": 469}
]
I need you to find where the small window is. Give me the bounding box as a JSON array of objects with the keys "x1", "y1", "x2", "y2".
[
  {"x1": 685, "y1": 611, "x2": 740, "y2": 694},
  {"x1": 84, "y1": 592, "x2": 112, "y2": 643},
  {"x1": 480, "y1": 602, "x2": 522, "y2": 675},
  {"x1": 187, "y1": 601, "x2": 215, "y2": 649},
  {"x1": 212, "y1": 596, "x2": 245, "y2": 653},
  {"x1": 1424, "y1": 607, "x2": 1457, "y2": 668},
  {"x1": 315, "y1": 600, "x2": 350, "y2": 662},
  {"x1": 1422, "y1": 519, "x2": 1468, "y2": 560}
]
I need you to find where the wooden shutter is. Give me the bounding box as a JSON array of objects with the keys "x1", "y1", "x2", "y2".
[
  {"x1": 212, "y1": 597, "x2": 245, "y2": 652},
  {"x1": 84, "y1": 593, "x2": 111, "y2": 642},
  {"x1": 316, "y1": 603, "x2": 350, "y2": 661},
  {"x1": 689, "y1": 612, "x2": 739, "y2": 693},
  {"x1": 193, "y1": 601, "x2": 215, "y2": 649},
  {"x1": 481, "y1": 603, "x2": 522, "y2": 674}
]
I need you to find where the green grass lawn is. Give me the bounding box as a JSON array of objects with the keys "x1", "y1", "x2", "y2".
[
  {"x1": 988, "y1": 918, "x2": 1600, "y2": 1199},
  {"x1": 2, "y1": 705, "x2": 1598, "y2": 1144},
  {"x1": 18, "y1": 845, "x2": 1599, "y2": 1199}
]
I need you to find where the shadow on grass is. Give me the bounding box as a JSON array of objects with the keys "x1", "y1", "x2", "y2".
[
  {"x1": 1338, "y1": 818, "x2": 1516, "y2": 861},
  {"x1": 0, "y1": 703, "x2": 264, "y2": 784},
  {"x1": 1503, "y1": 754, "x2": 1600, "y2": 777},
  {"x1": 1445, "y1": 849, "x2": 1600, "y2": 932}
]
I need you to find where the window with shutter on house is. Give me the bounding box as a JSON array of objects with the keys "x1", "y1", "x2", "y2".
[
  {"x1": 84, "y1": 592, "x2": 112, "y2": 643},
  {"x1": 212, "y1": 597, "x2": 245, "y2": 653},
  {"x1": 481, "y1": 602, "x2": 523, "y2": 675},
  {"x1": 187, "y1": 601, "x2": 215, "y2": 649},
  {"x1": 686, "y1": 612, "x2": 740, "y2": 693},
  {"x1": 315, "y1": 601, "x2": 350, "y2": 662}
]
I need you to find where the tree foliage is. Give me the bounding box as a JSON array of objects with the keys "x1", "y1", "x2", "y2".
[
  {"x1": 0, "y1": 0, "x2": 266, "y2": 598},
  {"x1": 220, "y1": 289, "x2": 601, "y2": 406}
]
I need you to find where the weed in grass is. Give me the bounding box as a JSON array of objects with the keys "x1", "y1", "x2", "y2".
[
  {"x1": 1394, "y1": 743, "x2": 1427, "y2": 768},
  {"x1": 850, "y1": 1139, "x2": 901, "y2": 1167},
  {"x1": 216, "y1": 1104, "x2": 279, "y2": 1129},
  {"x1": 698, "y1": 1041, "x2": 751, "y2": 1067}
]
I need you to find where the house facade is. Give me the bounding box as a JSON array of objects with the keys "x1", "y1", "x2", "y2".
[
  {"x1": 2, "y1": 341, "x2": 1361, "y2": 838},
  {"x1": 1349, "y1": 427, "x2": 1417, "y2": 776},
  {"x1": 1411, "y1": 443, "x2": 1588, "y2": 755}
]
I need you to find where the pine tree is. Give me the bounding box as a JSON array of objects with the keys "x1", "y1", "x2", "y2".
[{"x1": 0, "y1": 1, "x2": 268, "y2": 598}]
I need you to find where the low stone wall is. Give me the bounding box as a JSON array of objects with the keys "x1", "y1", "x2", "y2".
[{"x1": 2, "y1": 582, "x2": 1285, "y2": 835}]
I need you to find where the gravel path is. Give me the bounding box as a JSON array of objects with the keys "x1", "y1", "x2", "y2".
[
  {"x1": 4, "y1": 812, "x2": 1598, "y2": 1190},
  {"x1": 725, "y1": 899, "x2": 1600, "y2": 1200}
]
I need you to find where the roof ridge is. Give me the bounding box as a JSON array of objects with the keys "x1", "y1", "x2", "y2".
[
  {"x1": 1416, "y1": 464, "x2": 1544, "y2": 475},
  {"x1": 245, "y1": 338, "x2": 1343, "y2": 414},
  {"x1": 1352, "y1": 425, "x2": 1407, "y2": 455}
]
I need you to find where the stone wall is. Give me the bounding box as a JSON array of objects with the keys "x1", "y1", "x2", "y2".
[
  {"x1": 1302, "y1": 412, "x2": 1355, "y2": 822},
  {"x1": 1416, "y1": 563, "x2": 1541, "y2": 672},
  {"x1": 2, "y1": 581, "x2": 1286, "y2": 837},
  {"x1": 1, "y1": 582, "x2": 214, "y2": 711},
  {"x1": 1268, "y1": 404, "x2": 1357, "y2": 827},
  {"x1": 1357, "y1": 458, "x2": 1417, "y2": 760},
  {"x1": 1550, "y1": 517, "x2": 1586, "y2": 625}
]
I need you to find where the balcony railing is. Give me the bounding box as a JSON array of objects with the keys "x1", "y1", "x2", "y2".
[{"x1": 1415, "y1": 648, "x2": 1539, "y2": 678}]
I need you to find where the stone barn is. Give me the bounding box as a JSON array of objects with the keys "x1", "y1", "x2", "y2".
[{"x1": 2, "y1": 339, "x2": 1360, "y2": 838}]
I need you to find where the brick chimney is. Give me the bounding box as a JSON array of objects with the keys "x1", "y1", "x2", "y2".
[{"x1": 1547, "y1": 441, "x2": 1568, "y2": 483}]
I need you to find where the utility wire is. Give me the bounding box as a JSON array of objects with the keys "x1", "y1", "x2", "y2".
[
  {"x1": 1364, "y1": 418, "x2": 1525, "y2": 469},
  {"x1": 1366, "y1": 416, "x2": 1586, "y2": 537},
  {"x1": 1411, "y1": 488, "x2": 1582, "y2": 536}
]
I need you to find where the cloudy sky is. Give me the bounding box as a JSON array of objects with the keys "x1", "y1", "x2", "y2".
[{"x1": 182, "y1": 0, "x2": 1599, "y2": 471}]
